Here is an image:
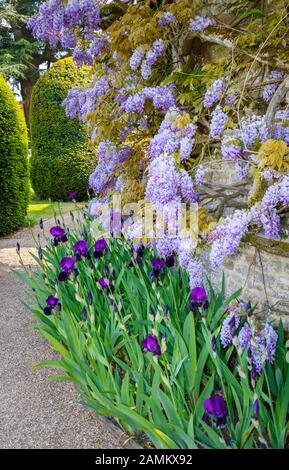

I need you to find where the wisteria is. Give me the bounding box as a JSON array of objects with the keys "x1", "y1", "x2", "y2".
[
  {"x1": 220, "y1": 312, "x2": 241, "y2": 348},
  {"x1": 204, "y1": 77, "x2": 227, "y2": 108},
  {"x1": 27, "y1": 0, "x2": 101, "y2": 49},
  {"x1": 238, "y1": 321, "x2": 278, "y2": 375},
  {"x1": 89, "y1": 141, "x2": 131, "y2": 194},
  {"x1": 261, "y1": 175, "x2": 289, "y2": 240},
  {"x1": 210, "y1": 210, "x2": 251, "y2": 269},
  {"x1": 158, "y1": 12, "x2": 177, "y2": 27},
  {"x1": 189, "y1": 15, "x2": 216, "y2": 32},
  {"x1": 262, "y1": 70, "x2": 284, "y2": 102},
  {"x1": 123, "y1": 85, "x2": 176, "y2": 114},
  {"x1": 149, "y1": 107, "x2": 196, "y2": 160},
  {"x1": 129, "y1": 48, "x2": 145, "y2": 71},
  {"x1": 210, "y1": 105, "x2": 228, "y2": 139}
]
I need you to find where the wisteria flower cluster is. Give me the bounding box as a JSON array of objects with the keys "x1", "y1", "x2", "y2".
[
  {"x1": 149, "y1": 107, "x2": 197, "y2": 161},
  {"x1": 189, "y1": 15, "x2": 216, "y2": 32},
  {"x1": 89, "y1": 140, "x2": 131, "y2": 195},
  {"x1": 27, "y1": 0, "x2": 101, "y2": 49},
  {"x1": 130, "y1": 39, "x2": 165, "y2": 80}
]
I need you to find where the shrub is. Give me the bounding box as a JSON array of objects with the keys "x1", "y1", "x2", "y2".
[
  {"x1": 30, "y1": 58, "x2": 96, "y2": 201},
  {"x1": 0, "y1": 75, "x2": 29, "y2": 236},
  {"x1": 19, "y1": 213, "x2": 289, "y2": 449}
]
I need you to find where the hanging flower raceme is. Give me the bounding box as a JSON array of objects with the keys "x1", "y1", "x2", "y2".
[
  {"x1": 237, "y1": 321, "x2": 278, "y2": 375},
  {"x1": 203, "y1": 394, "x2": 228, "y2": 427},
  {"x1": 220, "y1": 311, "x2": 241, "y2": 347},
  {"x1": 43, "y1": 295, "x2": 61, "y2": 315},
  {"x1": 50, "y1": 226, "x2": 68, "y2": 246},
  {"x1": 27, "y1": 0, "x2": 101, "y2": 49},
  {"x1": 262, "y1": 70, "x2": 284, "y2": 102},
  {"x1": 189, "y1": 15, "x2": 216, "y2": 32},
  {"x1": 141, "y1": 335, "x2": 161, "y2": 356},
  {"x1": 204, "y1": 78, "x2": 227, "y2": 108}
]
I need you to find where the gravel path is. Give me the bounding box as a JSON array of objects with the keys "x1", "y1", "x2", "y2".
[{"x1": 0, "y1": 216, "x2": 138, "y2": 449}]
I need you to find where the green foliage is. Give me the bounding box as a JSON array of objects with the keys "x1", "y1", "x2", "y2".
[
  {"x1": 18, "y1": 213, "x2": 289, "y2": 449},
  {"x1": 0, "y1": 74, "x2": 29, "y2": 235},
  {"x1": 30, "y1": 57, "x2": 96, "y2": 201}
]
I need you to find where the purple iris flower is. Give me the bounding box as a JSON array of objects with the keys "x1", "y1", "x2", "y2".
[
  {"x1": 253, "y1": 399, "x2": 259, "y2": 420},
  {"x1": 58, "y1": 256, "x2": 76, "y2": 282},
  {"x1": 141, "y1": 335, "x2": 161, "y2": 356},
  {"x1": 50, "y1": 226, "x2": 67, "y2": 245},
  {"x1": 99, "y1": 277, "x2": 109, "y2": 289},
  {"x1": 38, "y1": 247, "x2": 43, "y2": 260},
  {"x1": 190, "y1": 286, "x2": 209, "y2": 311},
  {"x1": 94, "y1": 239, "x2": 108, "y2": 258},
  {"x1": 44, "y1": 295, "x2": 60, "y2": 315},
  {"x1": 74, "y1": 240, "x2": 89, "y2": 259},
  {"x1": 165, "y1": 255, "x2": 175, "y2": 267},
  {"x1": 211, "y1": 335, "x2": 217, "y2": 352},
  {"x1": 68, "y1": 191, "x2": 78, "y2": 201},
  {"x1": 39, "y1": 218, "x2": 44, "y2": 230},
  {"x1": 82, "y1": 307, "x2": 87, "y2": 322},
  {"x1": 150, "y1": 258, "x2": 165, "y2": 280},
  {"x1": 203, "y1": 394, "x2": 228, "y2": 427},
  {"x1": 59, "y1": 256, "x2": 76, "y2": 272},
  {"x1": 88, "y1": 291, "x2": 93, "y2": 305}
]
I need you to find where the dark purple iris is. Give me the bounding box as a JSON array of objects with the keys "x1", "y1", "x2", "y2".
[
  {"x1": 74, "y1": 240, "x2": 89, "y2": 259},
  {"x1": 88, "y1": 291, "x2": 93, "y2": 305},
  {"x1": 50, "y1": 226, "x2": 67, "y2": 245},
  {"x1": 141, "y1": 335, "x2": 161, "y2": 356},
  {"x1": 39, "y1": 218, "x2": 44, "y2": 230},
  {"x1": 190, "y1": 286, "x2": 209, "y2": 311},
  {"x1": 38, "y1": 247, "x2": 43, "y2": 260},
  {"x1": 94, "y1": 239, "x2": 108, "y2": 258},
  {"x1": 82, "y1": 307, "x2": 87, "y2": 322},
  {"x1": 68, "y1": 191, "x2": 78, "y2": 201},
  {"x1": 253, "y1": 399, "x2": 259, "y2": 420},
  {"x1": 60, "y1": 256, "x2": 76, "y2": 272},
  {"x1": 165, "y1": 255, "x2": 175, "y2": 268},
  {"x1": 211, "y1": 335, "x2": 217, "y2": 352},
  {"x1": 150, "y1": 258, "x2": 165, "y2": 280},
  {"x1": 58, "y1": 256, "x2": 76, "y2": 282},
  {"x1": 99, "y1": 277, "x2": 109, "y2": 289},
  {"x1": 203, "y1": 394, "x2": 228, "y2": 427},
  {"x1": 43, "y1": 295, "x2": 60, "y2": 315}
]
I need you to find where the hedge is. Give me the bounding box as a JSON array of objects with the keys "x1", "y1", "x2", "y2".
[
  {"x1": 30, "y1": 57, "x2": 96, "y2": 201},
  {"x1": 0, "y1": 75, "x2": 29, "y2": 236}
]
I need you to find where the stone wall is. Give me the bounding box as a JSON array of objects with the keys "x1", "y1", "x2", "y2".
[{"x1": 205, "y1": 242, "x2": 289, "y2": 329}]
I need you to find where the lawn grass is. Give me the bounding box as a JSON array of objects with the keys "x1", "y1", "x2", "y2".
[{"x1": 25, "y1": 200, "x2": 85, "y2": 227}]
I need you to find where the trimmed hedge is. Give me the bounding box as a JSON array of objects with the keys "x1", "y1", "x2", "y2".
[
  {"x1": 30, "y1": 58, "x2": 96, "y2": 201},
  {"x1": 0, "y1": 75, "x2": 29, "y2": 236}
]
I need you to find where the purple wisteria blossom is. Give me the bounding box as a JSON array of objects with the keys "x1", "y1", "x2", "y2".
[
  {"x1": 158, "y1": 12, "x2": 177, "y2": 27},
  {"x1": 220, "y1": 312, "x2": 241, "y2": 347},
  {"x1": 123, "y1": 85, "x2": 176, "y2": 114},
  {"x1": 89, "y1": 141, "x2": 131, "y2": 195},
  {"x1": 189, "y1": 16, "x2": 216, "y2": 32},
  {"x1": 141, "y1": 39, "x2": 165, "y2": 80},
  {"x1": 238, "y1": 322, "x2": 278, "y2": 375},
  {"x1": 210, "y1": 105, "x2": 228, "y2": 139},
  {"x1": 204, "y1": 78, "x2": 227, "y2": 108},
  {"x1": 262, "y1": 70, "x2": 284, "y2": 102},
  {"x1": 27, "y1": 0, "x2": 101, "y2": 49},
  {"x1": 129, "y1": 48, "x2": 145, "y2": 71},
  {"x1": 210, "y1": 210, "x2": 251, "y2": 269},
  {"x1": 260, "y1": 175, "x2": 289, "y2": 240},
  {"x1": 149, "y1": 107, "x2": 196, "y2": 160}
]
